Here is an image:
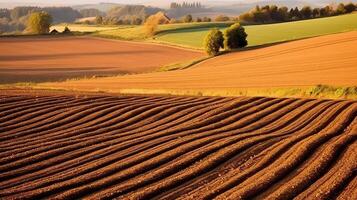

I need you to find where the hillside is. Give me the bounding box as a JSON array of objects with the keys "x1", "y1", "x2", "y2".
[
  {"x1": 0, "y1": 91, "x2": 356, "y2": 199},
  {"x1": 40, "y1": 31, "x2": 357, "y2": 98},
  {"x1": 156, "y1": 13, "x2": 357, "y2": 48}
]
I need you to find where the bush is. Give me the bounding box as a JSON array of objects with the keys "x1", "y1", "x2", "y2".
[
  {"x1": 344, "y1": 3, "x2": 356, "y2": 13},
  {"x1": 182, "y1": 14, "x2": 193, "y2": 23},
  {"x1": 62, "y1": 26, "x2": 71, "y2": 34},
  {"x1": 95, "y1": 16, "x2": 103, "y2": 24},
  {"x1": 215, "y1": 15, "x2": 230, "y2": 22},
  {"x1": 204, "y1": 28, "x2": 224, "y2": 56},
  {"x1": 223, "y1": 23, "x2": 248, "y2": 50},
  {"x1": 27, "y1": 11, "x2": 52, "y2": 34},
  {"x1": 144, "y1": 14, "x2": 159, "y2": 36},
  {"x1": 202, "y1": 17, "x2": 211, "y2": 22}
]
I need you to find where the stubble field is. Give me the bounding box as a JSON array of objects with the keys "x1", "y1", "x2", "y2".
[{"x1": 40, "y1": 31, "x2": 357, "y2": 97}]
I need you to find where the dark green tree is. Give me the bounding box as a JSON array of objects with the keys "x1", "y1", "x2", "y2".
[
  {"x1": 223, "y1": 23, "x2": 248, "y2": 50},
  {"x1": 204, "y1": 28, "x2": 224, "y2": 56}
]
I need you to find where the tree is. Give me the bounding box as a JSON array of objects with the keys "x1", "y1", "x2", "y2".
[
  {"x1": 62, "y1": 26, "x2": 71, "y2": 34},
  {"x1": 204, "y1": 28, "x2": 224, "y2": 56},
  {"x1": 215, "y1": 15, "x2": 230, "y2": 22},
  {"x1": 182, "y1": 14, "x2": 193, "y2": 23},
  {"x1": 300, "y1": 6, "x2": 312, "y2": 19},
  {"x1": 27, "y1": 11, "x2": 52, "y2": 34},
  {"x1": 312, "y1": 8, "x2": 320, "y2": 18},
  {"x1": 336, "y1": 3, "x2": 346, "y2": 15},
  {"x1": 223, "y1": 23, "x2": 248, "y2": 50},
  {"x1": 144, "y1": 14, "x2": 159, "y2": 36},
  {"x1": 202, "y1": 16, "x2": 211, "y2": 22},
  {"x1": 344, "y1": 3, "x2": 356, "y2": 13},
  {"x1": 95, "y1": 16, "x2": 103, "y2": 25},
  {"x1": 196, "y1": 17, "x2": 202, "y2": 22}
]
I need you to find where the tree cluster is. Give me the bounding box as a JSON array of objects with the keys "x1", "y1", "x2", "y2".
[
  {"x1": 239, "y1": 3, "x2": 357, "y2": 24},
  {"x1": 204, "y1": 23, "x2": 248, "y2": 56},
  {"x1": 170, "y1": 2, "x2": 203, "y2": 9}
]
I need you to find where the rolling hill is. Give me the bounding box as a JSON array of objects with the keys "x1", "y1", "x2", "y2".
[
  {"x1": 156, "y1": 13, "x2": 357, "y2": 48},
  {"x1": 40, "y1": 31, "x2": 357, "y2": 98}
]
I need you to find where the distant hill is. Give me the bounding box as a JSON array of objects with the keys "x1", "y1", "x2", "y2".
[{"x1": 72, "y1": 3, "x2": 122, "y2": 12}]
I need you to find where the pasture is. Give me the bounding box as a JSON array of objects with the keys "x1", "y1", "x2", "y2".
[
  {"x1": 0, "y1": 36, "x2": 203, "y2": 83},
  {"x1": 0, "y1": 91, "x2": 356, "y2": 199},
  {"x1": 156, "y1": 13, "x2": 357, "y2": 48}
]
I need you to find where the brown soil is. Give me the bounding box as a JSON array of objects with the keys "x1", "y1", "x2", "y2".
[
  {"x1": 0, "y1": 90, "x2": 356, "y2": 199},
  {"x1": 42, "y1": 31, "x2": 357, "y2": 92},
  {"x1": 0, "y1": 36, "x2": 204, "y2": 83}
]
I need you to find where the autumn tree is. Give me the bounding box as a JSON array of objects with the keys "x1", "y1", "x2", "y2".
[{"x1": 27, "y1": 11, "x2": 52, "y2": 34}]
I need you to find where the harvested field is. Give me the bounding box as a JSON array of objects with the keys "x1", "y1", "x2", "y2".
[
  {"x1": 41, "y1": 31, "x2": 357, "y2": 96},
  {"x1": 0, "y1": 90, "x2": 356, "y2": 199},
  {"x1": 0, "y1": 36, "x2": 204, "y2": 84}
]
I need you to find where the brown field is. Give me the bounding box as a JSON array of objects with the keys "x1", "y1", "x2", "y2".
[
  {"x1": 0, "y1": 90, "x2": 356, "y2": 199},
  {"x1": 41, "y1": 31, "x2": 357, "y2": 93},
  {"x1": 0, "y1": 36, "x2": 204, "y2": 84}
]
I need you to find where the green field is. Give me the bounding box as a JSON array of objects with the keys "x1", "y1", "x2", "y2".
[
  {"x1": 93, "y1": 22, "x2": 232, "y2": 41},
  {"x1": 156, "y1": 13, "x2": 357, "y2": 48},
  {"x1": 52, "y1": 14, "x2": 357, "y2": 49},
  {"x1": 51, "y1": 24, "x2": 124, "y2": 32}
]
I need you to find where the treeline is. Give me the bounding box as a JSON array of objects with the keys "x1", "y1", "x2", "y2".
[
  {"x1": 170, "y1": 2, "x2": 203, "y2": 9},
  {"x1": 239, "y1": 3, "x2": 357, "y2": 24},
  {"x1": 98, "y1": 5, "x2": 163, "y2": 25},
  {"x1": 167, "y1": 1, "x2": 210, "y2": 19},
  {"x1": 0, "y1": 6, "x2": 81, "y2": 34}
]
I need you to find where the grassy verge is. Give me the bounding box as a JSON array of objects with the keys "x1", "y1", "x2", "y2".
[
  {"x1": 156, "y1": 57, "x2": 211, "y2": 72},
  {"x1": 7, "y1": 84, "x2": 354, "y2": 100},
  {"x1": 110, "y1": 85, "x2": 357, "y2": 100}
]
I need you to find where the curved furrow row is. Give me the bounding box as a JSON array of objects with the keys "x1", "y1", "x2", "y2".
[
  {"x1": 0, "y1": 97, "x2": 226, "y2": 164},
  {"x1": 0, "y1": 97, "x2": 252, "y2": 162},
  {"x1": 153, "y1": 99, "x2": 329, "y2": 200},
  {"x1": 0, "y1": 97, "x2": 290, "y2": 197},
  {"x1": 177, "y1": 100, "x2": 349, "y2": 199},
  {"x1": 113, "y1": 101, "x2": 348, "y2": 200},
  {"x1": 0, "y1": 96, "x2": 75, "y2": 122},
  {"x1": 0, "y1": 96, "x2": 190, "y2": 148},
  {"x1": 0, "y1": 96, "x2": 34, "y2": 108},
  {"x1": 264, "y1": 119, "x2": 357, "y2": 200},
  {"x1": 0, "y1": 95, "x2": 186, "y2": 143},
  {"x1": 0, "y1": 99, "x2": 230, "y2": 190},
  {"x1": 0, "y1": 97, "x2": 312, "y2": 198},
  {"x1": 0, "y1": 98, "x2": 124, "y2": 142},
  {"x1": 0, "y1": 94, "x2": 355, "y2": 199},
  {"x1": 0, "y1": 98, "x2": 264, "y2": 179},
  {"x1": 294, "y1": 140, "x2": 357, "y2": 200},
  {"x1": 214, "y1": 103, "x2": 356, "y2": 199},
  {"x1": 337, "y1": 174, "x2": 357, "y2": 200},
  {"x1": 0, "y1": 96, "x2": 124, "y2": 133}
]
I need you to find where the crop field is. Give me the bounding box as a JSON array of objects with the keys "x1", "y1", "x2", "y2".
[
  {"x1": 156, "y1": 13, "x2": 357, "y2": 48},
  {"x1": 0, "y1": 90, "x2": 356, "y2": 199},
  {"x1": 50, "y1": 24, "x2": 120, "y2": 32},
  {"x1": 41, "y1": 31, "x2": 357, "y2": 98},
  {"x1": 0, "y1": 36, "x2": 203, "y2": 84},
  {"x1": 93, "y1": 22, "x2": 231, "y2": 41}
]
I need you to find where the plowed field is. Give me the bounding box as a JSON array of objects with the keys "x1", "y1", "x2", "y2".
[
  {"x1": 0, "y1": 91, "x2": 356, "y2": 199},
  {"x1": 0, "y1": 36, "x2": 203, "y2": 84}
]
